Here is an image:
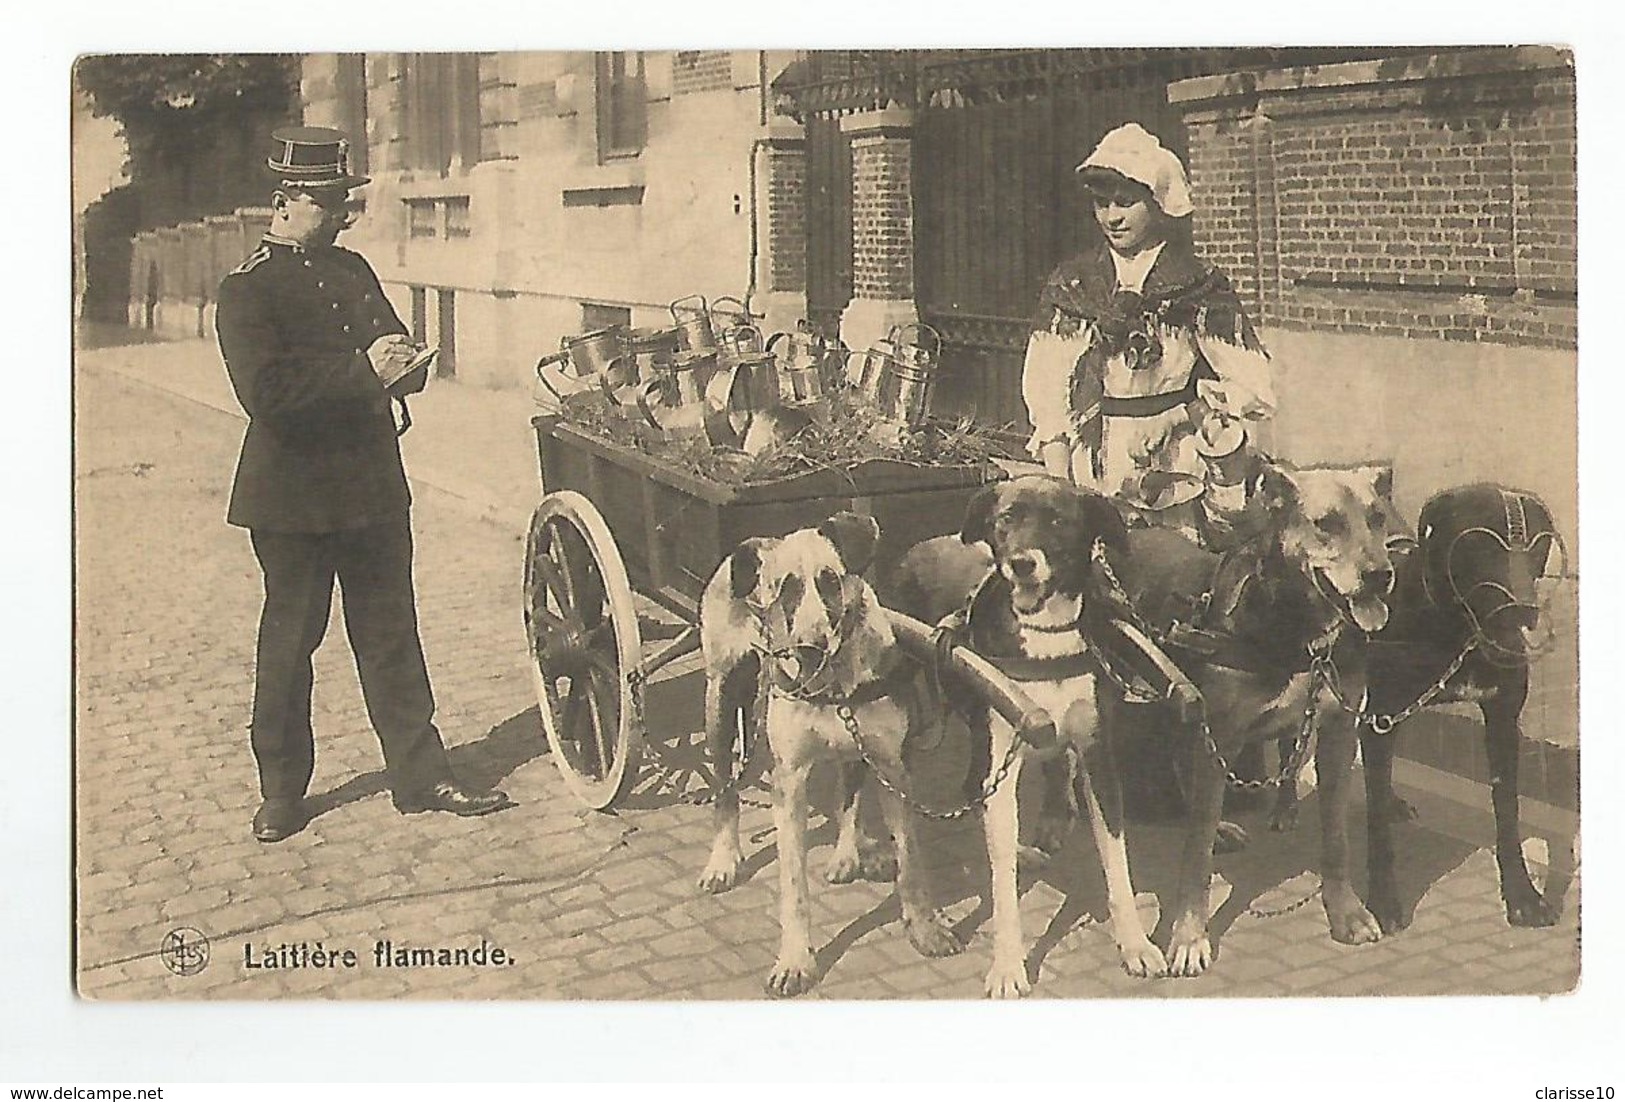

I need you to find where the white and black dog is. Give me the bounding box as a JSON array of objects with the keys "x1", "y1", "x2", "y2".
[
  {"x1": 889, "y1": 475, "x2": 1199, "y2": 993},
  {"x1": 696, "y1": 512, "x2": 962, "y2": 996}
]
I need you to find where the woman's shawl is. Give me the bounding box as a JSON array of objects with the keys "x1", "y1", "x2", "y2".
[{"x1": 1034, "y1": 240, "x2": 1266, "y2": 461}]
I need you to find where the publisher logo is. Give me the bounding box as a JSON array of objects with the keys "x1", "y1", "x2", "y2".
[{"x1": 160, "y1": 927, "x2": 210, "y2": 976}]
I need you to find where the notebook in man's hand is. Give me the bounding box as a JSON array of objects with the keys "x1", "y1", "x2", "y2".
[{"x1": 381, "y1": 345, "x2": 438, "y2": 394}]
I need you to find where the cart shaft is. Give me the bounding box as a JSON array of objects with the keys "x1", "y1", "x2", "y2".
[{"x1": 885, "y1": 610, "x2": 1058, "y2": 750}]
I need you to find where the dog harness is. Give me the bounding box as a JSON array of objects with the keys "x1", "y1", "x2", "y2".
[
  {"x1": 932, "y1": 569, "x2": 1171, "y2": 702},
  {"x1": 767, "y1": 660, "x2": 917, "y2": 708}
]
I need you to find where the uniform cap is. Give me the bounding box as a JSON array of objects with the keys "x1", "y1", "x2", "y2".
[{"x1": 267, "y1": 125, "x2": 370, "y2": 189}]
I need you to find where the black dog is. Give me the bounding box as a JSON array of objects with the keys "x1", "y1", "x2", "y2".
[{"x1": 1273, "y1": 483, "x2": 1567, "y2": 932}]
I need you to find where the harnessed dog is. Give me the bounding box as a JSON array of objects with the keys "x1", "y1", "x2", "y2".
[
  {"x1": 1113, "y1": 461, "x2": 1407, "y2": 974},
  {"x1": 888, "y1": 476, "x2": 1202, "y2": 994},
  {"x1": 696, "y1": 512, "x2": 962, "y2": 996},
  {"x1": 1271, "y1": 484, "x2": 1568, "y2": 932}
]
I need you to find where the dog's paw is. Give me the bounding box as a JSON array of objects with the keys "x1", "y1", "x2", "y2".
[
  {"x1": 1212, "y1": 820, "x2": 1250, "y2": 855},
  {"x1": 1324, "y1": 886, "x2": 1383, "y2": 945},
  {"x1": 1167, "y1": 936, "x2": 1213, "y2": 977},
  {"x1": 1268, "y1": 803, "x2": 1300, "y2": 833},
  {"x1": 859, "y1": 845, "x2": 899, "y2": 883},
  {"x1": 825, "y1": 850, "x2": 864, "y2": 885},
  {"x1": 698, "y1": 851, "x2": 743, "y2": 894},
  {"x1": 983, "y1": 958, "x2": 1032, "y2": 999},
  {"x1": 765, "y1": 954, "x2": 819, "y2": 997},
  {"x1": 1167, "y1": 915, "x2": 1213, "y2": 977},
  {"x1": 1504, "y1": 887, "x2": 1559, "y2": 928},
  {"x1": 906, "y1": 912, "x2": 964, "y2": 959},
  {"x1": 1368, "y1": 889, "x2": 1412, "y2": 936},
  {"x1": 1117, "y1": 937, "x2": 1167, "y2": 978}
]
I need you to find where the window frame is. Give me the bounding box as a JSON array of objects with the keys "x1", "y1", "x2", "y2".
[{"x1": 594, "y1": 51, "x2": 647, "y2": 164}]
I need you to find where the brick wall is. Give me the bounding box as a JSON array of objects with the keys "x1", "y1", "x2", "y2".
[
  {"x1": 1182, "y1": 120, "x2": 1265, "y2": 313},
  {"x1": 672, "y1": 50, "x2": 734, "y2": 96},
  {"x1": 1172, "y1": 47, "x2": 1575, "y2": 349},
  {"x1": 849, "y1": 130, "x2": 913, "y2": 300},
  {"x1": 766, "y1": 140, "x2": 806, "y2": 294}
]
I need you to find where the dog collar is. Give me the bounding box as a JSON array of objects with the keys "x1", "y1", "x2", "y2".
[{"x1": 769, "y1": 663, "x2": 914, "y2": 707}]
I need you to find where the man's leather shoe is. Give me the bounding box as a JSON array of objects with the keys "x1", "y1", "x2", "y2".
[
  {"x1": 393, "y1": 781, "x2": 510, "y2": 817},
  {"x1": 252, "y1": 797, "x2": 309, "y2": 843}
]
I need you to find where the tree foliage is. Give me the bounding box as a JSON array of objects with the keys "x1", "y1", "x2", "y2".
[
  {"x1": 76, "y1": 54, "x2": 298, "y2": 172},
  {"x1": 77, "y1": 54, "x2": 296, "y2": 123},
  {"x1": 74, "y1": 54, "x2": 300, "y2": 229}
]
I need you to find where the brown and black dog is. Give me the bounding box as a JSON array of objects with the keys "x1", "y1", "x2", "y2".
[
  {"x1": 1120, "y1": 461, "x2": 1408, "y2": 974},
  {"x1": 696, "y1": 512, "x2": 962, "y2": 996},
  {"x1": 1272, "y1": 483, "x2": 1567, "y2": 933},
  {"x1": 889, "y1": 475, "x2": 1198, "y2": 994}
]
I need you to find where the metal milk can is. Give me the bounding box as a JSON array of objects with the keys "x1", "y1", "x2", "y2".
[
  {"x1": 534, "y1": 326, "x2": 630, "y2": 407},
  {"x1": 882, "y1": 323, "x2": 943, "y2": 428},
  {"x1": 768, "y1": 322, "x2": 836, "y2": 404},
  {"x1": 639, "y1": 348, "x2": 717, "y2": 437},
  {"x1": 627, "y1": 326, "x2": 682, "y2": 386},
  {"x1": 710, "y1": 297, "x2": 764, "y2": 354},
  {"x1": 670, "y1": 294, "x2": 718, "y2": 354},
  {"x1": 843, "y1": 334, "x2": 900, "y2": 403}
]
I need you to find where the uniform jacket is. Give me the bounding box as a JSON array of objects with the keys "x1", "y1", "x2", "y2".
[{"x1": 216, "y1": 237, "x2": 412, "y2": 532}]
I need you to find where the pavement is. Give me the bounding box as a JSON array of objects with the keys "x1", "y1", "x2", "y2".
[{"x1": 73, "y1": 329, "x2": 1580, "y2": 1000}]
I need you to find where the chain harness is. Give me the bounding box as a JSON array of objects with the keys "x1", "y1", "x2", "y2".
[
  {"x1": 1092, "y1": 518, "x2": 1514, "y2": 751},
  {"x1": 834, "y1": 698, "x2": 1025, "y2": 821},
  {"x1": 720, "y1": 586, "x2": 1038, "y2": 820}
]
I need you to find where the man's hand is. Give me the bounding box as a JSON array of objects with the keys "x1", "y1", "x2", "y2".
[{"x1": 366, "y1": 335, "x2": 417, "y2": 384}]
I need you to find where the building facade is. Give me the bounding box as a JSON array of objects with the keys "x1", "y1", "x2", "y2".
[
  {"x1": 297, "y1": 51, "x2": 802, "y2": 389},
  {"x1": 1173, "y1": 46, "x2": 1576, "y2": 544},
  {"x1": 127, "y1": 47, "x2": 1576, "y2": 540}
]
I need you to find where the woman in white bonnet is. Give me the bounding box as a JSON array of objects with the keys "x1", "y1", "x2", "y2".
[{"x1": 1023, "y1": 122, "x2": 1276, "y2": 545}]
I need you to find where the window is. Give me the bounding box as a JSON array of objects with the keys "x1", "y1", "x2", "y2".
[
  {"x1": 404, "y1": 196, "x2": 472, "y2": 240},
  {"x1": 595, "y1": 52, "x2": 647, "y2": 162},
  {"x1": 444, "y1": 196, "x2": 471, "y2": 238},
  {"x1": 407, "y1": 199, "x2": 437, "y2": 238},
  {"x1": 400, "y1": 53, "x2": 482, "y2": 175}
]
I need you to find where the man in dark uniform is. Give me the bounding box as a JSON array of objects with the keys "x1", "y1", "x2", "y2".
[{"x1": 217, "y1": 126, "x2": 509, "y2": 842}]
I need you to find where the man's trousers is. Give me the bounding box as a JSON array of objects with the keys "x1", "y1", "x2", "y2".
[{"x1": 247, "y1": 516, "x2": 452, "y2": 800}]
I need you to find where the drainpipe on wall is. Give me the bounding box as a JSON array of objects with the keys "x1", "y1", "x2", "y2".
[{"x1": 744, "y1": 136, "x2": 764, "y2": 326}]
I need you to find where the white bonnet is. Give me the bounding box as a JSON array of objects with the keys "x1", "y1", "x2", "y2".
[{"x1": 1076, "y1": 123, "x2": 1194, "y2": 218}]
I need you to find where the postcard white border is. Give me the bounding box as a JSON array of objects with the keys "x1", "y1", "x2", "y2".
[{"x1": 15, "y1": 0, "x2": 1623, "y2": 1085}]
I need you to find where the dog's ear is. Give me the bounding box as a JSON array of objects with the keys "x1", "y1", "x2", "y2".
[
  {"x1": 817, "y1": 511, "x2": 881, "y2": 576},
  {"x1": 728, "y1": 537, "x2": 773, "y2": 601},
  {"x1": 1068, "y1": 486, "x2": 1129, "y2": 557},
  {"x1": 960, "y1": 482, "x2": 1002, "y2": 546},
  {"x1": 1255, "y1": 462, "x2": 1300, "y2": 516},
  {"x1": 1367, "y1": 464, "x2": 1396, "y2": 501}
]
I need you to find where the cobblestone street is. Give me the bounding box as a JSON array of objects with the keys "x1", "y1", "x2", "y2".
[{"x1": 74, "y1": 342, "x2": 1579, "y2": 1002}]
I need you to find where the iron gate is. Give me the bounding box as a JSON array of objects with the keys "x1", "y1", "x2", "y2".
[
  {"x1": 913, "y1": 51, "x2": 1196, "y2": 428},
  {"x1": 780, "y1": 48, "x2": 1398, "y2": 431}
]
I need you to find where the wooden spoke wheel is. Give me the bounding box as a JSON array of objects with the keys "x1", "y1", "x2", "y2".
[{"x1": 524, "y1": 491, "x2": 644, "y2": 809}]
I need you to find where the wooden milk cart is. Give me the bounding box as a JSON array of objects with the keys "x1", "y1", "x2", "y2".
[{"x1": 522, "y1": 414, "x2": 1058, "y2": 810}]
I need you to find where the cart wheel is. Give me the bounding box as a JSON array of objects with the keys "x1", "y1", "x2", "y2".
[{"x1": 524, "y1": 491, "x2": 644, "y2": 809}]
